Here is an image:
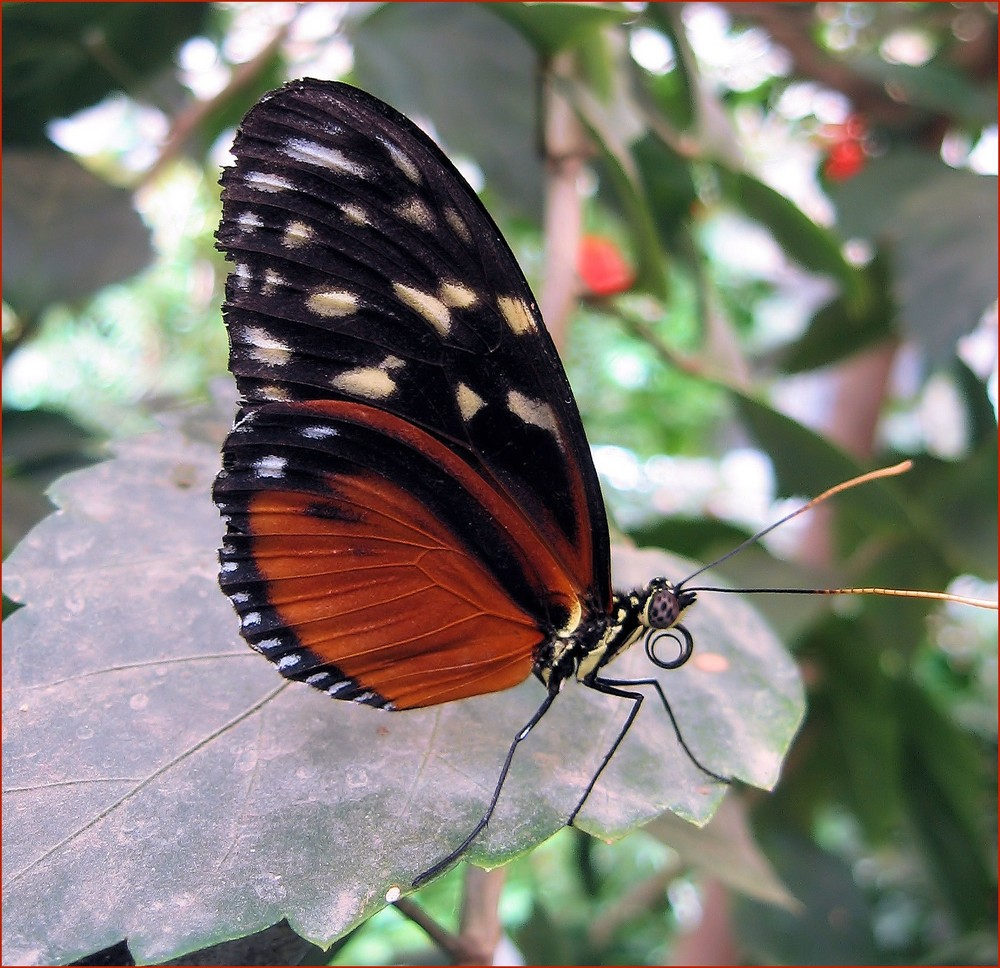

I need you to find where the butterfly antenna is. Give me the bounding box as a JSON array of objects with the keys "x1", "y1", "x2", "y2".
[
  {"x1": 679, "y1": 461, "x2": 914, "y2": 587},
  {"x1": 678, "y1": 460, "x2": 998, "y2": 611},
  {"x1": 684, "y1": 585, "x2": 997, "y2": 609}
]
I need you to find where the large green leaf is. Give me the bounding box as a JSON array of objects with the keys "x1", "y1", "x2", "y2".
[
  {"x1": 779, "y1": 250, "x2": 894, "y2": 374},
  {"x1": 2, "y1": 148, "x2": 153, "y2": 318},
  {"x1": 732, "y1": 825, "x2": 880, "y2": 965},
  {"x1": 490, "y1": 2, "x2": 631, "y2": 58},
  {"x1": 350, "y1": 3, "x2": 544, "y2": 220},
  {"x1": 846, "y1": 55, "x2": 998, "y2": 126},
  {"x1": 902, "y1": 443, "x2": 999, "y2": 581},
  {"x1": 2, "y1": 2, "x2": 210, "y2": 146},
  {"x1": 646, "y1": 797, "x2": 798, "y2": 910},
  {"x1": 830, "y1": 151, "x2": 997, "y2": 364},
  {"x1": 731, "y1": 393, "x2": 910, "y2": 527},
  {"x1": 808, "y1": 617, "x2": 903, "y2": 841},
  {"x1": 630, "y1": 132, "x2": 698, "y2": 251},
  {"x1": 731, "y1": 392, "x2": 997, "y2": 592},
  {"x1": 897, "y1": 680, "x2": 996, "y2": 930},
  {"x1": 2, "y1": 421, "x2": 803, "y2": 965},
  {"x1": 642, "y1": 5, "x2": 698, "y2": 130},
  {"x1": 719, "y1": 169, "x2": 864, "y2": 308},
  {"x1": 1, "y1": 407, "x2": 102, "y2": 554},
  {"x1": 576, "y1": 93, "x2": 671, "y2": 299}
]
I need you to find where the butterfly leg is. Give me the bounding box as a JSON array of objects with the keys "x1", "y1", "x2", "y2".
[
  {"x1": 567, "y1": 680, "x2": 646, "y2": 826},
  {"x1": 412, "y1": 691, "x2": 558, "y2": 888},
  {"x1": 594, "y1": 676, "x2": 730, "y2": 783},
  {"x1": 568, "y1": 677, "x2": 729, "y2": 828}
]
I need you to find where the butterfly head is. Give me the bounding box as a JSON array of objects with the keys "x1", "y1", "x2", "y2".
[
  {"x1": 634, "y1": 578, "x2": 698, "y2": 673},
  {"x1": 640, "y1": 577, "x2": 697, "y2": 631}
]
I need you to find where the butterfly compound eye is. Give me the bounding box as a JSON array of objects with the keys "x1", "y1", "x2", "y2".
[
  {"x1": 645, "y1": 585, "x2": 679, "y2": 629},
  {"x1": 641, "y1": 581, "x2": 698, "y2": 630}
]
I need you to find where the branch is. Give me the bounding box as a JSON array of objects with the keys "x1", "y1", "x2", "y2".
[
  {"x1": 611, "y1": 300, "x2": 740, "y2": 387},
  {"x1": 587, "y1": 860, "x2": 682, "y2": 948},
  {"x1": 720, "y1": 4, "x2": 926, "y2": 129},
  {"x1": 393, "y1": 897, "x2": 467, "y2": 962},
  {"x1": 456, "y1": 867, "x2": 506, "y2": 964},
  {"x1": 393, "y1": 866, "x2": 507, "y2": 965},
  {"x1": 137, "y1": 14, "x2": 299, "y2": 188},
  {"x1": 540, "y1": 51, "x2": 590, "y2": 352}
]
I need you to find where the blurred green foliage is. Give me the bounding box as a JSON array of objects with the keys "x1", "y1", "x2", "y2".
[{"x1": 3, "y1": 2, "x2": 996, "y2": 965}]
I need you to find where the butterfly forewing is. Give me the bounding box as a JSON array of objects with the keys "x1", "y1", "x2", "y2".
[{"x1": 215, "y1": 79, "x2": 612, "y2": 705}]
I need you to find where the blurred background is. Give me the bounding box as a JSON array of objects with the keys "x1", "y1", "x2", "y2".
[{"x1": 3, "y1": 3, "x2": 996, "y2": 964}]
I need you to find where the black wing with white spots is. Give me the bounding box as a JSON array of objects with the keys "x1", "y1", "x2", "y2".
[{"x1": 216, "y1": 79, "x2": 609, "y2": 608}]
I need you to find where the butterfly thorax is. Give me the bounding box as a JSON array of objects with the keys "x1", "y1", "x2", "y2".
[{"x1": 533, "y1": 579, "x2": 697, "y2": 694}]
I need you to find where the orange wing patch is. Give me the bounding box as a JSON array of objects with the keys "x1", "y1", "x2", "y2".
[{"x1": 248, "y1": 476, "x2": 540, "y2": 709}]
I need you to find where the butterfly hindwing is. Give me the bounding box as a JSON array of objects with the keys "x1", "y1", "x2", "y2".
[
  {"x1": 217, "y1": 79, "x2": 610, "y2": 615},
  {"x1": 215, "y1": 400, "x2": 589, "y2": 707}
]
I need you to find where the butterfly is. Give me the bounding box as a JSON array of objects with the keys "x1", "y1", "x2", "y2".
[{"x1": 212, "y1": 78, "x2": 995, "y2": 889}]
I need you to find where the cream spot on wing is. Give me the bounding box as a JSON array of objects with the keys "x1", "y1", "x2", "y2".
[
  {"x1": 507, "y1": 389, "x2": 561, "y2": 440},
  {"x1": 254, "y1": 455, "x2": 287, "y2": 478},
  {"x1": 307, "y1": 290, "x2": 359, "y2": 317},
  {"x1": 456, "y1": 383, "x2": 485, "y2": 421},
  {"x1": 395, "y1": 197, "x2": 434, "y2": 228},
  {"x1": 237, "y1": 212, "x2": 263, "y2": 230},
  {"x1": 332, "y1": 367, "x2": 397, "y2": 400},
  {"x1": 498, "y1": 296, "x2": 536, "y2": 335},
  {"x1": 245, "y1": 171, "x2": 293, "y2": 192},
  {"x1": 379, "y1": 137, "x2": 421, "y2": 183},
  {"x1": 258, "y1": 384, "x2": 292, "y2": 402},
  {"x1": 340, "y1": 203, "x2": 369, "y2": 226},
  {"x1": 283, "y1": 221, "x2": 313, "y2": 247},
  {"x1": 244, "y1": 326, "x2": 291, "y2": 365},
  {"x1": 393, "y1": 283, "x2": 451, "y2": 335},
  {"x1": 440, "y1": 282, "x2": 478, "y2": 309},
  {"x1": 445, "y1": 207, "x2": 472, "y2": 243},
  {"x1": 232, "y1": 264, "x2": 252, "y2": 288},
  {"x1": 262, "y1": 269, "x2": 284, "y2": 294},
  {"x1": 300, "y1": 425, "x2": 339, "y2": 439},
  {"x1": 282, "y1": 138, "x2": 368, "y2": 177}
]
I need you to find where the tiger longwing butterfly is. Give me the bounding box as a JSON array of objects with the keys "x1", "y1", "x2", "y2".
[{"x1": 212, "y1": 79, "x2": 994, "y2": 889}]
